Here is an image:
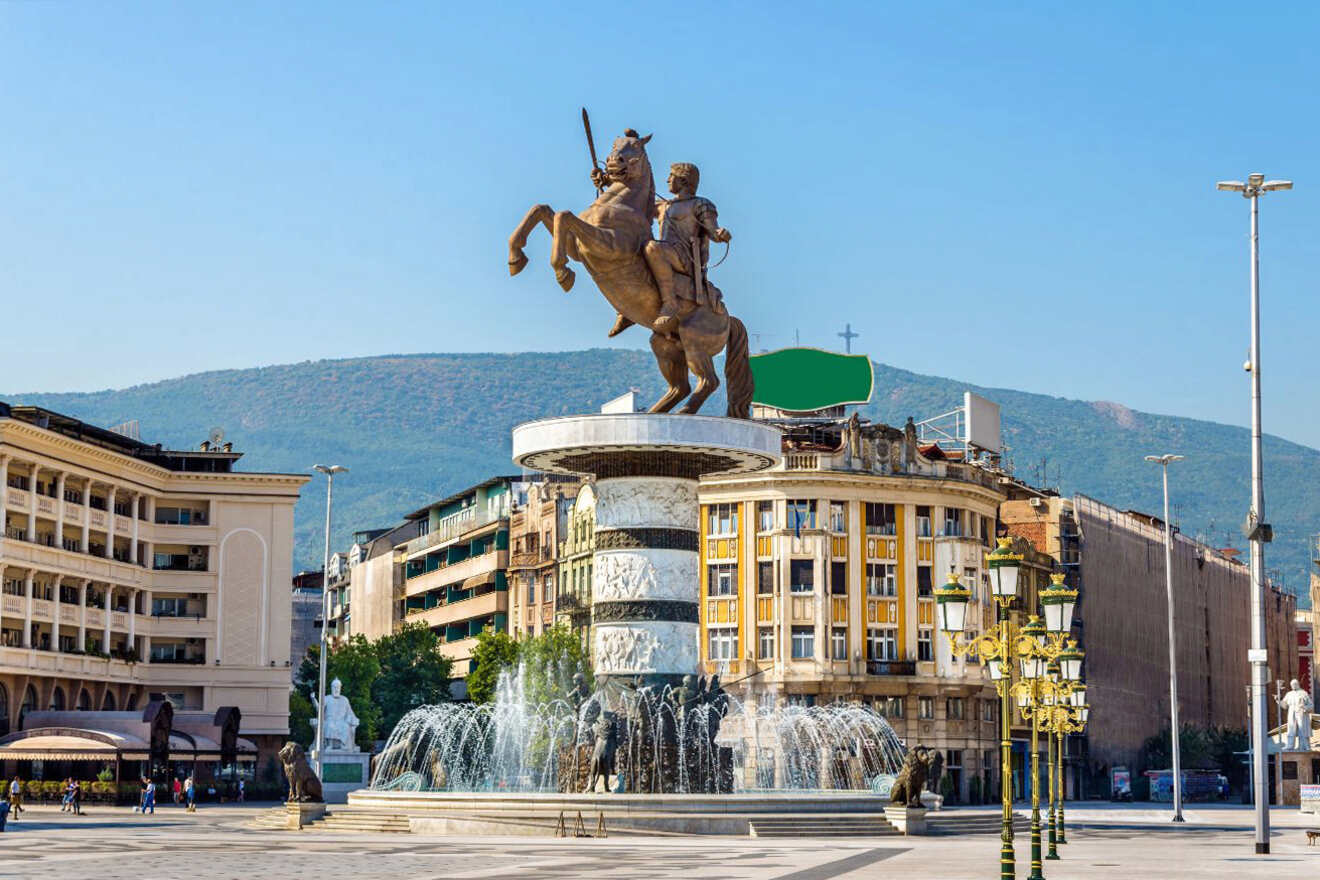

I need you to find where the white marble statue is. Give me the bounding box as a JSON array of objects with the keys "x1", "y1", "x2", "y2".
[
  {"x1": 311, "y1": 677, "x2": 361, "y2": 752},
  {"x1": 1277, "y1": 678, "x2": 1314, "y2": 751}
]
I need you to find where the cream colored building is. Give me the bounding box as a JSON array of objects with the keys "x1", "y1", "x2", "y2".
[
  {"x1": 697, "y1": 417, "x2": 1011, "y2": 801},
  {"x1": 0, "y1": 403, "x2": 307, "y2": 759}
]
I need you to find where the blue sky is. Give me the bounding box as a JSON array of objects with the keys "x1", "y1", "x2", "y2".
[{"x1": 2, "y1": 2, "x2": 1318, "y2": 445}]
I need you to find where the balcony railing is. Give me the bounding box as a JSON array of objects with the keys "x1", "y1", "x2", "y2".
[
  {"x1": 866, "y1": 659, "x2": 917, "y2": 676},
  {"x1": 404, "y1": 508, "x2": 501, "y2": 556}
]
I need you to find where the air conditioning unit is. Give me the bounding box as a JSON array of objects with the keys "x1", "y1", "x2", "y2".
[
  {"x1": 189, "y1": 546, "x2": 204, "y2": 555},
  {"x1": 1029, "y1": 498, "x2": 1044, "y2": 509}
]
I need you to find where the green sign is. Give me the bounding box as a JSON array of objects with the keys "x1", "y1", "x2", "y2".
[
  {"x1": 321, "y1": 762, "x2": 364, "y2": 784},
  {"x1": 749, "y1": 348, "x2": 874, "y2": 412}
]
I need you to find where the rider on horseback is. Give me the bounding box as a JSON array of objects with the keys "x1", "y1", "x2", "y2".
[{"x1": 595, "y1": 161, "x2": 731, "y2": 337}]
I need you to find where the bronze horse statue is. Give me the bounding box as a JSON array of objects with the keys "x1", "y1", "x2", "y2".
[{"x1": 508, "y1": 130, "x2": 753, "y2": 417}]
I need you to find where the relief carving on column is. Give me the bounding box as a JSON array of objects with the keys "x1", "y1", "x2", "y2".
[
  {"x1": 593, "y1": 622, "x2": 697, "y2": 675},
  {"x1": 594, "y1": 478, "x2": 698, "y2": 531},
  {"x1": 592, "y1": 549, "x2": 698, "y2": 602}
]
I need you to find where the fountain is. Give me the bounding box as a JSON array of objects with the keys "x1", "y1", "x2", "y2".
[
  {"x1": 345, "y1": 413, "x2": 911, "y2": 833},
  {"x1": 370, "y1": 663, "x2": 908, "y2": 795}
]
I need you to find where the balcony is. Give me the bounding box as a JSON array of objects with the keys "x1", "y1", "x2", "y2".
[
  {"x1": 866, "y1": 660, "x2": 917, "y2": 676},
  {"x1": 404, "y1": 508, "x2": 501, "y2": 558},
  {"x1": 405, "y1": 549, "x2": 507, "y2": 597},
  {"x1": 406, "y1": 589, "x2": 507, "y2": 630}
]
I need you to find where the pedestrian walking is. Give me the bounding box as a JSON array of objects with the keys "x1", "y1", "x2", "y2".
[
  {"x1": 145, "y1": 778, "x2": 156, "y2": 815},
  {"x1": 237, "y1": 779, "x2": 245, "y2": 803},
  {"x1": 0, "y1": 795, "x2": 9, "y2": 832},
  {"x1": 69, "y1": 779, "x2": 81, "y2": 816},
  {"x1": 135, "y1": 776, "x2": 147, "y2": 813},
  {"x1": 61, "y1": 777, "x2": 74, "y2": 812},
  {"x1": 173, "y1": 777, "x2": 182, "y2": 805},
  {"x1": 8, "y1": 777, "x2": 23, "y2": 819},
  {"x1": 184, "y1": 775, "x2": 196, "y2": 812}
]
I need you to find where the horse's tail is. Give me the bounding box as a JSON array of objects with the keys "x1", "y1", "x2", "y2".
[{"x1": 724, "y1": 315, "x2": 754, "y2": 419}]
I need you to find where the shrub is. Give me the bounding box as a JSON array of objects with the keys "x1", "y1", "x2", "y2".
[
  {"x1": 25, "y1": 780, "x2": 44, "y2": 800},
  {"x1": 41, "y1": 780, "x2": 63, "y2": 801},
  {"x1": 96, "y1": 766, "x2": 115, "y2": 783}
]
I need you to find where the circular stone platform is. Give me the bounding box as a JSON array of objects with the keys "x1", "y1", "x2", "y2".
[{"x1": 512, "y1": 414, "x2": 780, "y2": 688}]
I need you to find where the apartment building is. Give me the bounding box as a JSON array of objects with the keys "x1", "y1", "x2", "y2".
[
  {"x1": 696, "y1": 416, "x2": 1014, "y2": 802},
  {"x1": 1002, "y1": 494, "x2": 1299, "y2": 795},
  {"x1": 0, "y1": 403, "x2": 307, "y2": 760},
  {"x1": 508, "y1": 478, "x2": 580, "y2": 639},
  {"x1": 397, "y1": 477, "x2": 521, "y2": 688}
]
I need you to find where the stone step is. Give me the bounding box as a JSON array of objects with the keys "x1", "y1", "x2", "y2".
[{"x1": 749, "y1": 817, "x2": 899, "y2": 838}]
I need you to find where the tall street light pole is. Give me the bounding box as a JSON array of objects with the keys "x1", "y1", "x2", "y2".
[
  {"x1": 312, "y1": 464, "x2": 348, "y2": 776},
  {"x1": 1216, "y1": 172, "x2": 1291, "y2": 854},
  {"x1": 1145, "y1": 453, "x2": 1185, "y2": 822}
]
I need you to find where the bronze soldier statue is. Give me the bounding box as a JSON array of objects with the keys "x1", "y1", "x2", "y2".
[{"x1": 645, "y1": 163, "x2": 731, "y2": 334}]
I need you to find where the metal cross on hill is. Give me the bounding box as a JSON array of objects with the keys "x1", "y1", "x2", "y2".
[{"x1": 837, "y1": 323, "x2": 859, "y2": 353}]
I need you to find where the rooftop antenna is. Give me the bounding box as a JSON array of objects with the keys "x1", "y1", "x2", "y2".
[{"x1": 208, "y1": 427, "x2": 225, "y2": 448}]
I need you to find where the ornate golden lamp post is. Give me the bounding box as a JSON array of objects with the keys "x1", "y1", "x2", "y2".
[
  {"x1": 936, "y1": 544, "x2": 1080, "y2": 880},
  {"x1": 1054, "y1": 687, "x2": 1088, "y2": 847}
]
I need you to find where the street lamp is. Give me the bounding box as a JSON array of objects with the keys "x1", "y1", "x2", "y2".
[
  {"x1": 312, "y1": 463, "x2": 348, "y2": 776},
  {"x1": 1145, "y1": 453, "x2": 1186, "y2": 822},
  {"x1": 1217, "y1": 172, "x2": 1291, "y2": 855},
  {"x1": 937, "y1": 539, "x2": 1086, "y2": 880}
]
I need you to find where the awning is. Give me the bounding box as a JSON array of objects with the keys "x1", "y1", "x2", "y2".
[
  {"x1": 462, "y1": 572, "x2": 497, "y2": 590},
  {"x1": 0, "y1": 726, "x2": 153, "y2": 762}
]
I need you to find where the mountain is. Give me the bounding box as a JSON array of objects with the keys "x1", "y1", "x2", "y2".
[{"x1": 5, "y1": 351, "x2": 1317, "y2": 602}]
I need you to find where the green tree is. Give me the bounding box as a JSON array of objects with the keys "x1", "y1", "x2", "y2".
[
  {"x1": 519, "y1": 625, "x2": 593, "y2": 708},
  {"x1": 289, "y1": 690, "x2": 314, "y2": 747},
  {"x1": 296, "y1": 636, "x2": 382, "y2": 751},
  {"x1": 373, "y1": 622, "x2": 454, "y2": 733},
  {"x1": 467, "y1": 629, "x2": 520, "y2": 704}
]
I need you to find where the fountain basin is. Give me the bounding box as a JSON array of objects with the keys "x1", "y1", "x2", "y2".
[{"x1": 344, "y1": 788, "x2": 894, "y2": 836}]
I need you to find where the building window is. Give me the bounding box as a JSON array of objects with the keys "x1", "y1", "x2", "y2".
[
  {"x1": 828, "y1": 501, "x2": 847, "y2": 533},
  {"x1": 982, "y1": 699, "x2": 997, "y2": 722},
  {"x1": 947, "y1": 697, "x2": 965, "y2": 720},
  {"x1": 917, "y1": 565, "x2": 933, "y2": 597},
  {"x1": 916, "y1": 506, "x2": 932, "y2": 538},
  {"x1": 758, "y1": 561, "x2": 775, "y2": 595},
  {"x1": 864, "y1": 502, "x2": 897, "y2": 535},
  {"x1": 831, "y1": 627, "x2": 848, "y2": 660},
  {"x1": 830, "y1": 561, "x2": 847, "y2": 595},
  {"x1": 867, "y1": 628, "x2": 897, "y2": 661},
  {"x1": 759, "y1": 627, "x2": 775, "y2": 659},
  {"x1": 877, "y1": 695, "x2": 904, "y2": 718},
  {"x1": 918, "y1": 696, "x2": 935, "y2": 719},
  {"x1": 707, "y1": 563, "x2": 738, "y2": 597},
  {"x1": 790, "y1": 626, "x2": 815, "y2": 659},
  {"x1": 787, "y1": 499, "x2": 817, "y2": 531},
  {"x1": 789, "y1": 560, "x2": 814, "y2": 594},
  {"x1": 707, "y1": 628, "x2": 738, "y2": 661},
  {"x1": 943, "y1": 507, "x2": 963, "y2": 537},
  {"x1": 757, "y1": 500, "x2": 774, "y2": 532},
  {"x1": 866, "y1": 563, "x2": 896, "y2": 597},
  {"x1": 707, "y1": 503, "x2": 739, "y2": 536},
  {"x1": 918, "y1": 628, "x2": 934, "y2": 661},
  {"x1": 527, "y1": 577, "x2": 536, "y2": 605},
  {"x1": 544, "y1": 574, "x2": 554, "y2": 600}
]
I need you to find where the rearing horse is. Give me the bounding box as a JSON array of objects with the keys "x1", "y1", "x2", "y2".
[{"x1": 508, "y1": 130, "x2": 753, "y2": 417}]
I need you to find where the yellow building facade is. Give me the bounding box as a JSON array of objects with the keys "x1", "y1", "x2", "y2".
[{"x1": 697, "y1": 419, "x2": 1007, "y2": 801}]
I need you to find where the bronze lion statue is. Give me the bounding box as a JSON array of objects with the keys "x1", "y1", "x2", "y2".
[
  {"x1": 279, "y1": 741, "x2": 324, "y2": 803},
  {"x1": 889, "y1": 745, "x2": 932, "y2": 808}
]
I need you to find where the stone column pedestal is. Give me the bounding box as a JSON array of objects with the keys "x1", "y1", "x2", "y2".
[
  {"x1": 513, "y1": 414, "x2": 780, "y2": 690},
  {"x1": 317, "y1": 749, "x2": 372, "y2": 803},
  {"x1": 285, "y1": 801, "x2": 326, "y2": 830},
  {"x1": 883, "y1": 804, "x2": 929, "y2": 835}
]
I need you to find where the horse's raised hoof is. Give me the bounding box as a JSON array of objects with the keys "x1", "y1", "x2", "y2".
[
  {"x1": 507, "y1": 250, "x2": 529, "y2": 276},
  {"x1": 555, "y1": 266, "x2": 576, "y2": 292},
  {"x1": 608, "y1": 314, "x2": 634, "y2": 337}
]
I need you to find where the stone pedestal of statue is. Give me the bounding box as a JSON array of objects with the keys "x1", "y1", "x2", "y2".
[
  {"x1": 285, "y1": 800, "x2": 327, "y2": 830},
  {"x1": 513, "y1": 414, "x2": 780, "y2": 691},
  {"x1": 314, "y1": 747, "x2": 372, "y2": 804},
  {"x1": 883, "y1": 804, "x2": 929, "y2": 835}
]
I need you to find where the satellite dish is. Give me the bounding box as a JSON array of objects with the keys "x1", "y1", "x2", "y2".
[{"x1": 208, "y1": 427, "x2": 226, "y2": 447}]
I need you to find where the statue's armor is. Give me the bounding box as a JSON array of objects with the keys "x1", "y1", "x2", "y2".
[{"x1": 657, "y1": 196, "x2": 719, "y2": 288}]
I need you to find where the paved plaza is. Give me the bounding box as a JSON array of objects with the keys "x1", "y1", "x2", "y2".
[{"x1": 1, "y1": 803, "x2": 1319, "y2": 879}]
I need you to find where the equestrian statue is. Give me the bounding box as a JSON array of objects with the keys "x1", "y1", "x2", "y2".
[{"x1": 508, "y1": 110, "x2": 754, "y2": 417}]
